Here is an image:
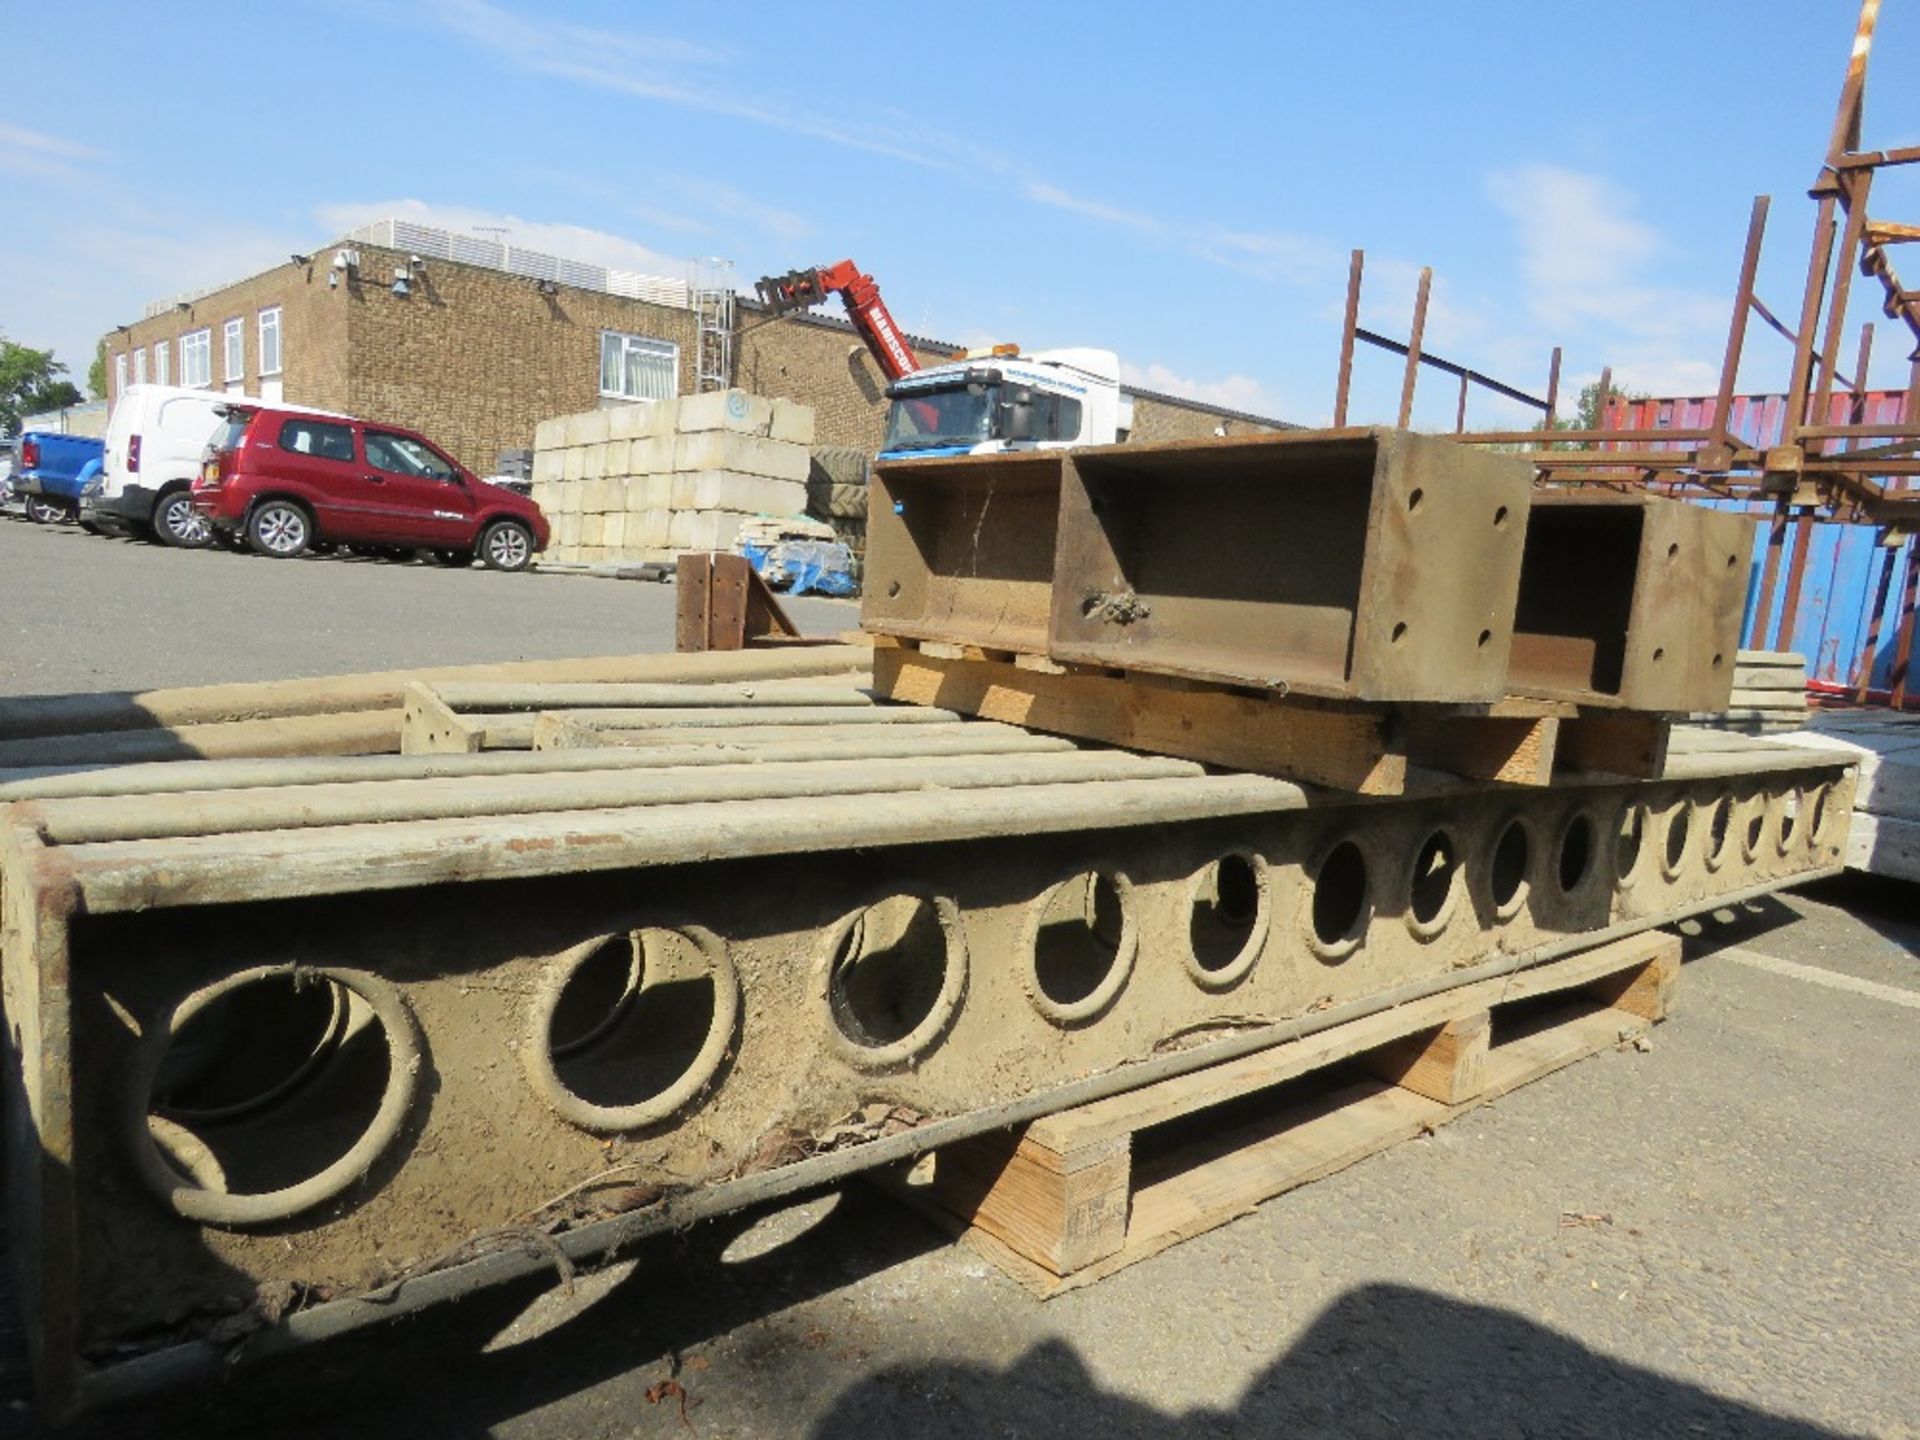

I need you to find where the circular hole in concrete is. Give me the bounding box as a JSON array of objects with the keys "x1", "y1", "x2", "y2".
[
  {"x1": 1188, "y1": 854, "x2": 1264, "y2": 977},
  {"x1": 830, "y1": 896, "x2": 953, "y2": 1049},
  {"x1": 1665, "y1": 804, "x2": 1691, "y2": 871},
  {"x1": 1408, "y1": 487, "x2": 1424, "y2": 513},
  {"x1": 1490, "y1": 820, "x2": 1530, "y2": 913},
  {"x1": 1808, "y1": 785, "x2": 1830, "y2": 843},
  {"x1": 1408, "y1": 829, "x2": 1460, "y2": 930},
  {"x1": 1033, "y1": 872, "x2": 1128, "y2": 1008},
  {"x1": 1707, "y1": 796, "x2": 1733, "y2": 865},
  {"x1": 1311, "y1": 841, "x2": 1371, "y2": 951},
  {"x1": 1779, "y1": 789, "x2": 1801, "y2": 848},
  {"x1": 1557, "y1": 813, "x2": 1595, "y2": 892},
  {"x1": 1746, "y1": 807, "x2": 1765, "y2": 855},
  {"x1": 547, "y1": 930, "x2": 720, "y2": 1114},
  {"x1": 140, "y1": 968, "x2": 413, "y2": 1218},
  {"x1": 1615, "y1": 806, "x2": 1645, "y2": 880}
]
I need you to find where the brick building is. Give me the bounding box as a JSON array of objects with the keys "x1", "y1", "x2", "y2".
[{"x1": 102, "y1": 218, "x2": 1283, "y2": 477}]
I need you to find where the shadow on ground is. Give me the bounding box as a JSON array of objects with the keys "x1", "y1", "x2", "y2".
[{"x1": 22, "y1": 1187, "x2": 1854, "y2": 1440}]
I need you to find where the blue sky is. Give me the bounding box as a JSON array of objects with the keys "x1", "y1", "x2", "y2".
[{"x1": 4, "y1": 1, "x2": 1917, "y2": 427}]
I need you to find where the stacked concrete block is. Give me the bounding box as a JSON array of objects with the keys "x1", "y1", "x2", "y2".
[{"x1": 528, "y1": 390, "x2": 817, "y2": 566}]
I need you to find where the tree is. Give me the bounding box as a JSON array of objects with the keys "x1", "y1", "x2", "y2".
[
  {"x1": 0, "y1": 337, "x2": 84, "y2": 435},
  {"x1": 1533, "y1": 380, "x2": 1651, "y2": 449},
  {"x1": 88, "y1": 337, "x2": 109, "y2": 401}
]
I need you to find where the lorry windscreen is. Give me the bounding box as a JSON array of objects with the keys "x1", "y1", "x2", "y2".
[{"x1": 883, "y1": 384, "x2": 995, "y2": 451}]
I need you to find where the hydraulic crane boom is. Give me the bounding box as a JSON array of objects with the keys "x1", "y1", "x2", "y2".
[{"x1": 754, "y1": 259, "x2": 921, "y2": 382}]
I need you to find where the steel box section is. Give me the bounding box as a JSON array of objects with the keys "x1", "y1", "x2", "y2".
[
  {"x1": 1048, "y1": 430, "x2": 1532, "y2": 702},
  {"x1": 862, "y1": 451, "x2": 1066, "y2": 654},
  {"x1": 1511, "y1": 494, "x2": 1754, "y2": 711}
]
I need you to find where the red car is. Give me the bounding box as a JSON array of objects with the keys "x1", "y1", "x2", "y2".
[{"x1": 192, "y1": 405, "x2": 548, "y2": 570}]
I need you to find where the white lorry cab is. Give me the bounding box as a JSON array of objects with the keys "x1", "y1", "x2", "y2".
[
  {"x1": 82, "y1": 385, "x2": 237, "y2": 547},
  {"x1": 878, "y1": 347, "x2": 1132, "y2": 461}
]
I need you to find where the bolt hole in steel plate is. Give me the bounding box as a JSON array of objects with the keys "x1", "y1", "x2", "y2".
[
  {"x1": 1488, "y1": 817, "x2": 1533, "y2": 919},
  {"x1": 528, "y1": 926, "x2": 740, "y2": 1134},
  {"x1": 1185, "y1": 853, "x2": 1270, "y2": 989},
  {"x1": 1025, "y1": 871, "x2": 1137, "y2": 1024},
  {"x1": 818, "y1": 893, "x2": 967, "y2": 1069},
  {"x1": 1703, "y1": 795, "x2": 1735, "y2": 872},
  {"x1": 1556, "y1": 811, "x2": 1597, "y2": 894},
  {"x1": 1305, "y1": 839, "x2": 1372, "y2": 961},
  {"x1": 1405, "y1": 829, "x2": 1462, "y2": 941},
  {"x1": 1613, "y1": 805, "x2": 1646, "y2": 886},
  {"x1": 1661, "y1": 798, "x2": 1693, "y2": 879},
  {"x1": 128, "y1": 966, "x2": 421, "y2": 1227}
]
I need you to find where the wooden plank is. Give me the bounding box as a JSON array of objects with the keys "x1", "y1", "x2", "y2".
[
  {"x1": 430, "y1": 681, "x2": 875, "y2": 713},
  {"x1": 929, "y1": 1132, "x2": 1130, "y2": 1276},
  {"x1": 0, "y1": 709, "x2": 406, "y2": 768},
  {"x1": 1404, "y1": 715, "x2": 1558, "y2": 786},
  {"x1": 1556, "y1": 713, "x2": 1671, "y2": 777},
  {"x1": 874, "y1": 644, "x2": 1404, "y2": 795},
  {"x1": 1030, "y1": 930, "x2": 1677, "y2": 1152},
  {"x1": 545, "y1": 704, "x2": 963, "y2": 730},
  {"x1": 1360, "y1": 1011, "x2": 1490, "y2": 1104},
  {"x1": 399, "y1": 682, "x2": 481, "y2": 756}
]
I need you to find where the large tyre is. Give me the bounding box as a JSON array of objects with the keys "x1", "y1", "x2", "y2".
[
  {"x1": 246, "y1": 500, "x2": 312, "y2": 558},
  {"x1": 25, "y1": 495, "x2": 69, "y2": 525},
  {"x1": 153, "y1": 489, "x2": 213, "y2": 549},
  {"x1": 478, "y1": 519, "x2": 534, "y2": 572}
]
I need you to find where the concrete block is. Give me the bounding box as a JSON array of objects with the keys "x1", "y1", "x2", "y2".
[
  {"x1": 554, "y1": 513, "x2": 580, "y2": 547},
  {"x1": 673, "y1": 432, "x2": 810, "y2": 482},
  {"x1": 642, "y1": 473, "x2": 675, "y2": 509},
  {"x1": 636, "y1": 508, "x2": 672, "y2": 548},
  {"x1": 534, "y1": 416, "x2": 569, "y2": 452},
  {"x1": 670, "y1": 470, "x2": 808, "y2": 516},
  {"x1": 675, "y1": 388, "x2": 773, "y2": 436},
  {"x1": 580, "y1": 445, "x2": 606, "y2": 481},
  {"x1": 628, "y1": 435, "x2": 675, "y2": 475},
  {"x1": 574, "y1": 409, "x2": 613, "y2": 447},
  {"x1": 770, "y1": 398, "x2": 816, "y2": 446},
  {"x1": 562, "y1": 448, "x2": 585, "y2": 482},
  {"x1": 581, "y1": 514, "x2": 605, "y2": 546},
  {"x1": 623, "y1": 478, "x2": 650, "y2": 513},
  {"x1": 684, "y1": 509, "x2": 749, "y2": 551},
  {"x1": 602, "y1": 438, "x2": 631, "y2": 477},
  {"x1": 599, "y1": 477, "x2": 628, "y2": 512},
  {"x1": 602, "y1": 511, "x2": 627, "y2": 547},
  {"x1": 607, "y1": 401, "x2": 664, "y2": 441},
  {"x1": 531, "y1": 448, "x2": 565, "y2": 485}
]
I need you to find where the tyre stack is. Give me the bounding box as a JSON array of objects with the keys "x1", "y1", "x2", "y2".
[{"x1": 805, "y1": 444, "x2": 871, "y2": 560}]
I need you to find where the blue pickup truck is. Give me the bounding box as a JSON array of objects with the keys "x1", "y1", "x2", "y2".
[{"x1": 10, "y1": 431, "x2": 106, "y2": 524}]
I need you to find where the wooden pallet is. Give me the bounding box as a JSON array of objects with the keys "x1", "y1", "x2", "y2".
[
  {"x1": 872, "y1": 634, "x2": 1670, "y2": 796},
  {"x1": 894, "y1": 929, "x2": 1680, "y2": 1297}
]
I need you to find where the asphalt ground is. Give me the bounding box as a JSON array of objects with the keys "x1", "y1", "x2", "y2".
[{"x1": 1, "y1": 512, "x2": 1915, "y2": 1438}]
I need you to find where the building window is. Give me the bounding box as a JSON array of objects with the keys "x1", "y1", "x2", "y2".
[
  {"x1": 114, "y1": 352, "x2": 128, "y2": 399},
  {"x1": 259, "y1": 307, "x2": 283, "y2": 376},
  {"x1": 154, "y1": 340, "x2": 170, "y2": 386},
  {"x1": 223, "y1": 318, "x2": 244, "y2": 382},
  {"x1": 180, "y1": 329, "x2": 212, "y2": 388},
  {"x1": 133, "y1": 347, "x2": 147, "y2": 385},
  {"x1": 599, "y1": 331, "x2": 678, "y2": 401}
]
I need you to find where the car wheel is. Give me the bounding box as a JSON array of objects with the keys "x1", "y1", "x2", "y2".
[
  {"x1": 478, "y1": 519, "x2": 534, "y2": 572},
  {"x1": 155, "y1": 490, "x2": 213, "y2": 549},
  {"x1": 247, "y1": 500, "x2": 312, "y2": 558},
  {"x1": 430, "y1": 549, "x2": 472, "y2": 568},
  {"x1": 26, "y1": 495, "x2": 67, "y2": 525}
]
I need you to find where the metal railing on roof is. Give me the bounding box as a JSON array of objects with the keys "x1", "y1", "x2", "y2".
[{"x1": 141, "y1": 218, "x2": 701, "y2": 318}]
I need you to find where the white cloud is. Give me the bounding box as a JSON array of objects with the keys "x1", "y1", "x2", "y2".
[
  {"x1": 0, "y1": 122, "x2": 103, "y2": 178},
  {"x1": 1025, "y1": 180, "x2": 1336, "y2": 289},
  {"x1": 313, "y1": 199, "x2": 694, "y2": 280},
  {"x1": 1121, "y1": 360, "x2": 1280, "y2": 418}
]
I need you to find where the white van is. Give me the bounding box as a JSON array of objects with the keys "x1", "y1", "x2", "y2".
[{"x1": 82, "y1": 385, "x2": 235, "y2": 547}]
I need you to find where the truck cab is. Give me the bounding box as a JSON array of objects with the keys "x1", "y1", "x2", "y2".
[{"x1": 878, "y1": 347, "x2": 1131, "y2": 460}]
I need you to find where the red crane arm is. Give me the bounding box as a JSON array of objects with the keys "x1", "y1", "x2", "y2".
[{"x1": 754, "y1": 259, "x2": 922, "y2": 382}]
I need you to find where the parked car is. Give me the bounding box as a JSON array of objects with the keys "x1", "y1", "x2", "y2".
[
  {"x1": 191, "y1": 406, "x2": 549, "y2": 570},
  {"x1": 11, "y1": 430, "x2": 106, "y2": 524},
  {"x1": 84, "y1": 384, "x2": 251, "y2": 548}
]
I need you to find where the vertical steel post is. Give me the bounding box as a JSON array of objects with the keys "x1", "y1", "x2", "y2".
[
  {"x1": 1810, "y1": 169, "x2": 1874, "y2": 448},
  {"x1": 1543, "y1": 347, "x2": 1562, "y2": 431},
  {"x1": 1890, "y1": 533, "x2": 1917, "y2": 710},
  {"x1": 1773, "y1": 513, "x2": 1815, "y2": 650},
  {"x1": 1753, "y1": 503, "x2": 1792, "y2": 647},
  {"x1": 1853, "y1": 536, "x2": 1897, "y2": 703},
  {"x1": 1397, "y1": 267, "x2": 1431, "y2": 430},
  {"x1": 1334, "y1": 249, "x2": 1363, "y2": 427},
  {"x1": 1454, "y1": 372, "x2": 1469, "y2": 434},
  {"x1": 1784, "y1": 207, "x2": 1838, "y2": 437}
]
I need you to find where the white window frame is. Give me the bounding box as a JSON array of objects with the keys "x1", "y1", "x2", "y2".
[
  {"x1": 154, "y1": 340, "x2": 170, "y2": 386},
  {"x1": 114, "y1": 352, "x2": 129, "y2": 399},
  {"x1": 180, "y1": 328, "x2": 212, "y2": 389},
  {"x1": 133, "y1": 347, "x2": 148, "y2": 385},
  {"x1": 599, "y1": 331, "x2": 679, "y2": 401},
  {"x1": 258, "y1": 307, "x2": 283, "y2": 377},
  {"x1": 223, "y1": 317, "x2": 244, "y2": 382}
]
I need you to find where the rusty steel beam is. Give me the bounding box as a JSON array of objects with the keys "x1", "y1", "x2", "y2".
[
  {"x1": 1714, "y1": 197, "x2": 1771, "y2": 434},
  {"x1": 1334, "y1": 249, "x2": 1364, "y2": 428},
  {"x1": 1397, "y1": 267, "x2": 1432, "y2": 429}
]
